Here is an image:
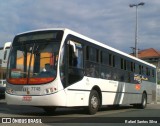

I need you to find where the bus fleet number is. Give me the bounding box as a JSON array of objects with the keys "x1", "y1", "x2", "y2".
[{"x1": 22, "y1": 87, "x2": 41, "y2": 92}]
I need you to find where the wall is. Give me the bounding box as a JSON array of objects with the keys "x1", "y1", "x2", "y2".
[{"x1": 157, "y1": 85, "x2": 160, "y2": 102}]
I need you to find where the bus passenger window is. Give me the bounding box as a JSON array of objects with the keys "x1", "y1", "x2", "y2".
[
  {"x1": 101, "y1": 51, "x2": 109, "y2": 65},
  {"x1": 86, "y1": 46, "x2": 98, "y2": 63},
  {"x1": 139, "y1": 65, "x2": 142, "y2": 74},
  {"x1": 121, "y1": 58, "x2": 124, "y2": 69},
  {"x1": 152, "y1": 69, "x2": 155, "y2": 77},
  {"x1": 109, "y1": 54, "x2": 115, "y2": 67}
]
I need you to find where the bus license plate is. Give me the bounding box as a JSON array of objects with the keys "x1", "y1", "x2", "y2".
[{"x1": 22, "y1": 96, "x2": 32, "y2": 101}]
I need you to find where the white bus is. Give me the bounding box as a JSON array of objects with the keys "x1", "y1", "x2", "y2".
[
  {"x1": 5, "y1": 28, "x2": 156, "y2": 114},
  {"x1": 0, "y1": 42, "x2": 11, "y2": 81}
]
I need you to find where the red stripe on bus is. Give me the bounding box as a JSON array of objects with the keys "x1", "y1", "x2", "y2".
[{"x1": 7, "y1": 77, "x2": 54, "y2": 85}]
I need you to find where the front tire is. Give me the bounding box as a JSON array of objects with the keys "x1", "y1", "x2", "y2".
[{"x1": 87, "y1": 90, "x2": 100, "y2": 115}]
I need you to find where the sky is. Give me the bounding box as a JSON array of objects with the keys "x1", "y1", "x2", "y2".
[{"x1": 0, "y1": 0, "x2": 160, "y2": 53}]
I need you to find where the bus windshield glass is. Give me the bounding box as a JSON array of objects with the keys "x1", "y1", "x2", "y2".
[{"x1": 7, "y1": 31, "x2": 63, "y2": 85}]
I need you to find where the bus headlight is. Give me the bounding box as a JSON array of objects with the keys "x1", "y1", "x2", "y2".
[{"x1": 45, "y1": 87, "x2": 57, "y2": 94}]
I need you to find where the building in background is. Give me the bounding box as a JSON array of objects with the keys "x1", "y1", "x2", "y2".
[{"x1": 137, "y1": 48, "x2": 160, "y2": 84}]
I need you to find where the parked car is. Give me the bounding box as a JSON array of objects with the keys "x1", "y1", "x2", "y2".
[{"x1": 0, "y1": 80, "x2": 6, "y2": 99}]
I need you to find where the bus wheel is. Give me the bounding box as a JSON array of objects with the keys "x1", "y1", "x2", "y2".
[
  {"x1": 140, "y1": 93, "x2": 147, "y2": 109},
  {"x1": 43, "y1": 106, "x2": 57, "y2": 114},
  {"x1": 88, "y1": 90, "x2": 100, "y2": 115},
  {"x1": 135, "y1": 93, "x2": 147, "y2": 109}
]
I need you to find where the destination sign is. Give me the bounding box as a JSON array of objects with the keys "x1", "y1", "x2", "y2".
[{"x1": 18, "y1": 33, "x2": 57, "y2": 42}]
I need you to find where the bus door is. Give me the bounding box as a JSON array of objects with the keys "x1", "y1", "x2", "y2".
[{"x1": 67, "y1": 40, "x2": 84, "y2": 85}]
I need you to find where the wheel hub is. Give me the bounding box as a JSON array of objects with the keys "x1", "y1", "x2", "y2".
[{"x1": 91, "y1": 95, "x2": 98, "y2": 109}]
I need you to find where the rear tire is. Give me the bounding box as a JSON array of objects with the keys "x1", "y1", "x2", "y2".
[
  {"x1": 140, "y1": 93, "x2": 147, "y2": 109},
  {"x1": 134, "y1": 93, "x2": 147, "y2": 109},
  {"x1": 87, "y1": 90, "x2": 100, "y2": 115}
]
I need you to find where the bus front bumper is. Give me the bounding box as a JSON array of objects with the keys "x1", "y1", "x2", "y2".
[{"x1": 5, "y1": 90, "x2": 66, "y2": 107}]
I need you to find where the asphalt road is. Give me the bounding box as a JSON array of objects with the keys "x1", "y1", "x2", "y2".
[{"x1": 0, "y1": 99, "x2": 160, "y2": 126}]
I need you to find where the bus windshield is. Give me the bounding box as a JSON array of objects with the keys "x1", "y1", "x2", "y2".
[{"x1": 7, "y1": 31, "x2": 63, "y2": 85}]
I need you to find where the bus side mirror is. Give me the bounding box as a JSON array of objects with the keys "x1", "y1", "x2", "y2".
[{"x1": 68, "y1": 41, "x2": 77, "y2": 57}]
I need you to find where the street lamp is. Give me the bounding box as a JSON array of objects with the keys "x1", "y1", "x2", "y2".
[{"x1": 129, "y1": 2, "x2": 145, "y2": 58}]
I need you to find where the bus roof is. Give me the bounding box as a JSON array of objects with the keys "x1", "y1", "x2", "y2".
[{"x1": 16, "y1": 28, "x2": 156, "y2": 68}]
